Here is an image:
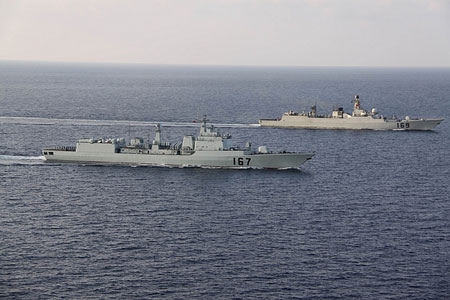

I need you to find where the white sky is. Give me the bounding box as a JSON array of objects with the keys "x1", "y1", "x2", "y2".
[{"x1": 1, "y1": 0, "x2": 449, "y2": 67}]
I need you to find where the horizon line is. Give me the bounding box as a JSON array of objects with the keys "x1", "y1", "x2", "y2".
[{"x1": 1, "y1": 58, "x2": 450, "y2": 69}]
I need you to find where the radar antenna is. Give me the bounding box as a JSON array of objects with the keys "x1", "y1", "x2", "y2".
[
  {"x1": 194, "y1": 114, "x2": 208, "y2": 126},
  {"x1": 201, "y1": 114, "x2": 208, "y2": 125}
]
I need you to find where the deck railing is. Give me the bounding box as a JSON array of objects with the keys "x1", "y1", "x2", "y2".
[{"x1": 45, "y1": 146, "x2": 76, "y2": 151}]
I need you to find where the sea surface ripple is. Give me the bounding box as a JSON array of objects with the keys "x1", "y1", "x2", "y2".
[{"x1": 1, "y1": 62, "x2": 450, "y2": 299}]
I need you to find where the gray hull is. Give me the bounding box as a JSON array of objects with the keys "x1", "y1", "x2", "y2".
[
  {"x1": 260, "y1": 95, "x2": 443, "y2": 131},
  {"x1": 43, "y1": 116, "x2": 314, "y2": 169},
  {"x1": 260, "y1": 116, "x2": 443, "y2": 131},
  {"x1": 43, "y1": 150, "x2": 314, "y2": 169}
]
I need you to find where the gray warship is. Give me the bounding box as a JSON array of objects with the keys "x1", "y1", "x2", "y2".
[
  {"x1": 259, "y1": 95, "x2": 443, "y2": 130},
  {"x1": 43, "y1": 116, "x2": 314, "y2": 169}
]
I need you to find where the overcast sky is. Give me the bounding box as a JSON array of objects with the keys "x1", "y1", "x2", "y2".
[{"x1": 1, "y1": 0, "x2": 449, "y2": 67}]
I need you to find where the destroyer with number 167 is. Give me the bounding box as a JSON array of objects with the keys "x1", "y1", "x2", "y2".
[
  {"x1": 259, "y1": 95, "x2": 443, "y2": 130},
  {"x1": 43, "y1": 116, "x2": 314, "y2": 169}
]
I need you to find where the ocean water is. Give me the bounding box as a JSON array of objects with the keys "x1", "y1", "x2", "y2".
[{"x1": 1, "y1": 61, "x2": 449, "y2": 299}]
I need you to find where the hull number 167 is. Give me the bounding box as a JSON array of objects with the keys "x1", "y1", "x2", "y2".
[{"x1": 233, "y1": 157, "x2": 251, "y2": 166}]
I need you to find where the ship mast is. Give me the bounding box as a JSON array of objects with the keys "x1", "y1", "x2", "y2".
[
  {"x1": 200, "y1": 115, "x2": 209, "y2": 134},
  {"x1": 352, "y1": 95, "x2": 360, "y2": 110},
  {"x1": 153, "y1": 123, "x2": 161, "y2": 145}
]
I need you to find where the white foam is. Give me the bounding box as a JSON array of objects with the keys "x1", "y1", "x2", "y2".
[
  {"x1": 0, "y1": 155, "x2": 45, "y2": 161},
  {"x1": 0, "y1": 155, "x2": 46, "y2": 165}
]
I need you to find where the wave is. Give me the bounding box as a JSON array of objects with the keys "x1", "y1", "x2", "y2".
[{"x1": 0, "y1": 116, "x2": 260, "y2": 128}]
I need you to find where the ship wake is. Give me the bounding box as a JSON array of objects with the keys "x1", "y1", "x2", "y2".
[
  {"x1": 0, "y1": 116, "x2": 260, "y2": 128},
  {"x1": 0, "y1": 155, "x2": 46, "y2": 165}
]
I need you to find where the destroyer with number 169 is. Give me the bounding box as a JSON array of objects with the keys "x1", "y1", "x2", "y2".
[
  {"x1": 259, "y1": 95, "x2": 443, "y2": 130},
  {"x1": 43, "y1": 116, "x2": 314, "y2": 169}
]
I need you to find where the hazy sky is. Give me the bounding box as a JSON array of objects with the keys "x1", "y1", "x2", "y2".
[{"x1": 1, "y1": 0, "x2": 449, "y2": 67}]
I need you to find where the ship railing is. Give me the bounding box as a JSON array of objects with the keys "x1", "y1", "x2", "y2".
[{"x1": 45, "y1": 146, "x2": 76, "y2": 152}]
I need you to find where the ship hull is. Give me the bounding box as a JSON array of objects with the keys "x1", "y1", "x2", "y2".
[
  {"x1": 259, "y1": 116, "x2": 443, "y2": 131},
  {"x1": 43, "y1": 150, "x2": 314, "y2": 169}
]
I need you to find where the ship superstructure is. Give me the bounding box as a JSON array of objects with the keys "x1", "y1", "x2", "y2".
[
  {"x1": 259, "y1": 95, "x2": 443, "y2": 130},
  {"x1": 43, "y1": 116, "x2": 314, "y2": 169}
]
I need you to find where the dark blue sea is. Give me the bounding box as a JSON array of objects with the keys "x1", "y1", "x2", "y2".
[{"x1": 1, "y1": 61, "x2": 449, "y2": 300}]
